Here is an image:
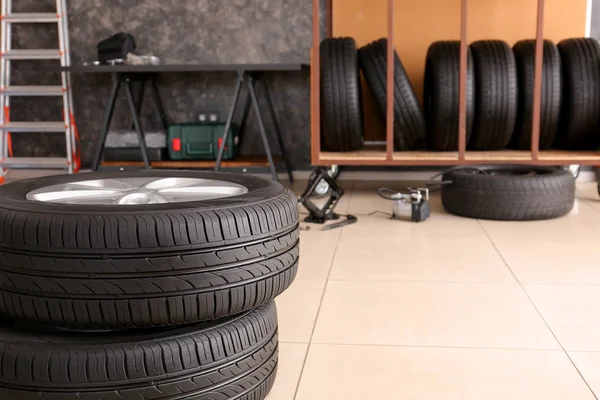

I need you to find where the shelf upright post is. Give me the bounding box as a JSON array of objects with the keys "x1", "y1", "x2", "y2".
[
  {"x1": 531, "y1": 0, "x2": 545, "y2": 161},
  {"x1": 311, "y1": 0, "x2": 322, "y2": 164},
  {"x1": 458, "y1": 0, "x2": 468, "y2": 161},
  {"x1": 386, "y1": 0, "x2": 395, "y2": 160}
]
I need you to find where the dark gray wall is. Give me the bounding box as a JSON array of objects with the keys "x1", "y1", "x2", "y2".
[{"x1": 11, "y1": 0, "x2": 328, "y2": 168}]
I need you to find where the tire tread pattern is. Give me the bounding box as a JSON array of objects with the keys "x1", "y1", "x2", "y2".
[
  {"x1": 0, "y1": 190, "x2": 298, "y2": 255},
  {"x1": 512, "y1": 39, "x2": 562, "y2": 150},
  {"x1": 424, "y1": 41, "x2": 475, "y2": 150},
  {"x1": 358, "y1": 38, "x2": 427, "y2": 151},
  {"x1": 557, "y1": 38, "x2": 600, "y2": 150},
  {"x1": 441, "y1": 167, "x2": 575, "y2": 221},
  {"x1": 320, "y1": 38, "x2": 364, "y2": 152},
  {"x1": 0, "y1": 303, "x2": 279, "y2": 400},
  {"x1": 470, "y1": 40, "x2": 518, "y2": 150},
  {"x1": 0, "y1": 230, "x2": 298, "y2": 329}
]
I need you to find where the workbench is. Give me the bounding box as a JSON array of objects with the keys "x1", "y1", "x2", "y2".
[{"x1": 59, "y1": 63, "x2": 308, "y2": 181}]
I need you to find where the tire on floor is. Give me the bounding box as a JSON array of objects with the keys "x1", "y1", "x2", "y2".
[
  {"x1": 557, "y1": 38, "x2": 600, "y2": 150},
  {"x1": 0, "y1": 171, "x2": 299, "y2": 330},
  {"x1": 0, "y1": 302, "x2": 278, "y2": 400},
  {"x1": 320, "y1": 37, "x2": 364, "y2": 152},
  {"x1": 424, "y1": 41, "x2": 475, "y2": 151},
  {"x1": 441, "y1": 165, "x2": 575, "y2": 221},
  {"x1": 358, "y1": 38, "x2": 427, "y2": 151},
  {"x1": 469, "y1": 40, "x2": 518, "y2": 150},
  {"x1": 512, "y1": 39, "x2": 562, "y2": 150}
]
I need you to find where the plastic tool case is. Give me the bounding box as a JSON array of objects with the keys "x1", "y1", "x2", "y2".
[{"x1": 168, "y1": 123, "x2": 240, "y2": 161}]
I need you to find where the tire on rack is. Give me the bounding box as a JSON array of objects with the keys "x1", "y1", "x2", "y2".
[
  {"x1": 424, "y1": 41, "x2": 476, "y2": 151},
  {"x1": 557, "y1": 38, "x2": 600, "y2": 150},
  {"x1": 358, "y1": 38, "x2": 427, "y2": 151},
  {"x1": 512, "y1": 39, "x2": 562, "y2": 150},
  {"x1": 441, "y1": 165, "x2": 575, "y2": 221},
  {"x1": 0, "y1": 302, "x2": 278, "y2": 400},
  {"x1": 320, "y1": 37, "x2": 364, "y2": 152},
  {"x1": 0, "y1": 171, "x2": 299, "y2": 330},
  {"x1": 469, "y1": 40, "x2": 518, "y2": 150}
]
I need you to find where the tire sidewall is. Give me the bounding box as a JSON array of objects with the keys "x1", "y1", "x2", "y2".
[{"x1": 0, "y1": 170, "x2": 286, "y2": 215}]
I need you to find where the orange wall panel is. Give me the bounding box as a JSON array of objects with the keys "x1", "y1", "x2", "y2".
[{"x1": 333, "y1": 0, "x2": 587, "y2": 140}]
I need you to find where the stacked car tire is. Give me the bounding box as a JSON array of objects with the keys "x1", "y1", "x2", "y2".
[
  {"x1": 321, "y1": 36, "x2": 600, "y2": 152},
  {"x1": 0, "y1": 171, "x2": 299, "y2": 400}
]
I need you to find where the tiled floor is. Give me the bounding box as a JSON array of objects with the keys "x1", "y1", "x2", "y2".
[{"x1": 269, "y1": 180, "x2": 600, "y2": 400}]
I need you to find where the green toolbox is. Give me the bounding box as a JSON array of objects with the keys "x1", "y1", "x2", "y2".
[{"x1": 168, "y1": 123, "x2": 240, "y2": 161}]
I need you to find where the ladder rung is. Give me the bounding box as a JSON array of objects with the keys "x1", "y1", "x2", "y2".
[
  {"x1": 2, "y1": 49, "x2": 61, "y2": 60},
  {"x1": 0, "y1": 157, "x2": 69, "y2": 169},
  {"x1": 1, "y1": 86, "x2": 64, "y2": 96},
  {"x1": 1, "y1": 122, "x2": 66, "y2": 132},
  {"x1": 2, "y1": 13, "x2": 59, "y2": 23}
]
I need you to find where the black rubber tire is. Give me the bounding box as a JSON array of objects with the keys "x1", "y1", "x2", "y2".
[
  {"x1": 0, "y1": 302, "x2": 278, "y2": 400},
  {"x1": 320, "y1": 37, "x2": 364, "y2": 152},
  {"x1": 469, "y1": 40, "x2": 519, "y2": 150},
  {"x1": 557, "y1": 38, "x2": 600, "y2": 150},
  {"x1": 358, "y1": 38, "x2": 427, "y2": 151},
  {"x1": 0, "y1": 171, "x2": 298, "y2": 330},
  {"x1": 512, "y1": 40, "x2": 562, "y2": 150},
  {"x1": 424, "y1": 41, "x2": 475, "y2": 151},
  {"x1": 441, "y1": 165, "x2": 575, "y2": 221}
]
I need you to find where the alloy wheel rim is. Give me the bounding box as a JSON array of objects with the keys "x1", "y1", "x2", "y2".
[{"x1": 26, "y1": 177, "x2": 249, "y2": 205}]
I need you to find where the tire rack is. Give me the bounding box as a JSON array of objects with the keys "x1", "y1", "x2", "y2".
[{"x1": 310, "y1": 0, "x2": 600, "y2": 166}]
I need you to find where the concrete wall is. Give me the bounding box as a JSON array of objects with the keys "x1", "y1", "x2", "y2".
[{"x1": 11, "y1": 0, "x2": 326, "y2": 168}]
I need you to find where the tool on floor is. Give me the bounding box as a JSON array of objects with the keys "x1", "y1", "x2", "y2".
[
  {"x1": 300, "y1": 167, "x2": 357, "y2": 229},
  {"x1": 377, "y1": 187, "x2": 431, "y2": 222},
  {"x1": 312, "y1": 165, "x2": 340, "y2": 197},
  {"x1": 0, "y1": 0, "x2": 80, "y2": 175}
]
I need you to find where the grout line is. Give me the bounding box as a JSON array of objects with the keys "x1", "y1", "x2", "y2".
[
  {"x1": 579, "y1": 198, "x2": 600, "y2": 215},
  {"x1": 477, "y1": 219, "x2": 599, "y2": 400},
  {"x1": 326, "y1": 278, "x2": 600, "y2": 287},
  {"x1": 291, "y1": 183, "x2": 350, "y2": 399},
  {"x1": 570, "y1": 350, "x2": 600, "y2": 354},
  {"x1": 307, "y1": 341, "x2": 565, "y2": 352},
  {"x1": 279, "y1": 341, "x2": 312, "y2": 345},
  {"x1": 326, "y1": 278, "x2": 517, "y2": 284}
]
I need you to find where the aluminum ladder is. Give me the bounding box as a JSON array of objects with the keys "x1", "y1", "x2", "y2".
[{"x1": 0, "y1": 0, "x2": 80, "y2": 175}]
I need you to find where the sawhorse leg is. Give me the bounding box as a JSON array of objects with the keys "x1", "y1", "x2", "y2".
[
  {"x1": 130, "y1": 80, "x2": 145, "y2": 130},
  {"x1": 215, "y1": 71, "x2": 295, "y2": 182},
  {"x1": 150, "y1": 78, "x2": 170, "y2": 130},
  {"x1": 93, "y1": 73, "x2": 168, "y2": 171},
  {"x1": 215, "y1": 72, "x2": 245, "y2": 174},
  {"x1": 257, "y1": 74, "x2": 294, "y2": 182},
  {"x1": 124, "y1": 79, "x2": 151, "y2": 169},
  {"x1": 92, "y1": 75, "x2": 121, "y2": 171},
  {"x1": 247, "y1": 74, "x2": 278, "y2": 181}
]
